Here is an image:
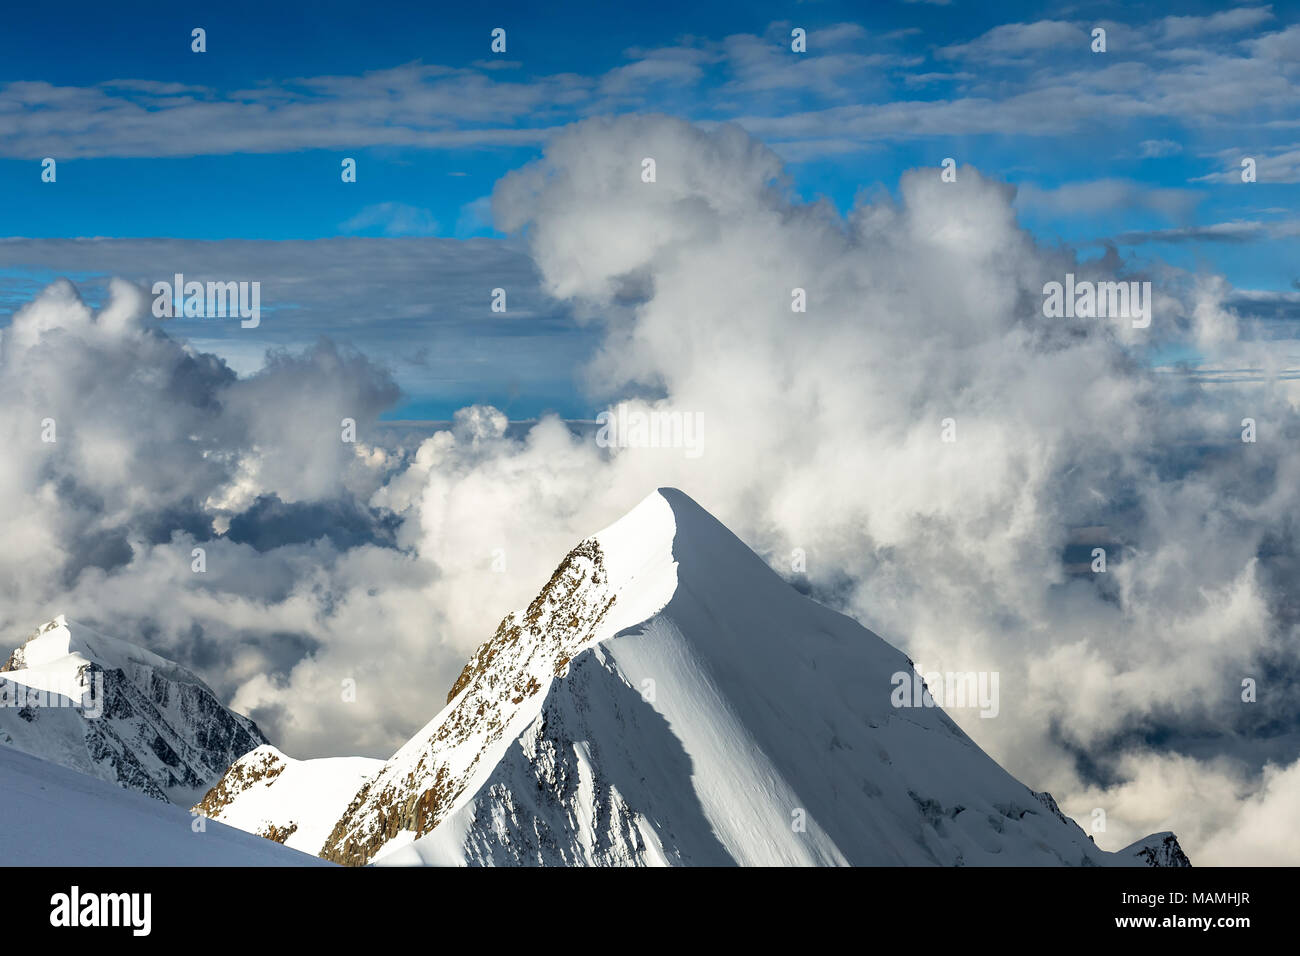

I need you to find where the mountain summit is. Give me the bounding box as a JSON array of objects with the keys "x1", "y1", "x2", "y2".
[{"x1": 310, "y1": 488, "x2": 1188, "y2": 866}]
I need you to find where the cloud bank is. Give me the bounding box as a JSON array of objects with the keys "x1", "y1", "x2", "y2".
[{"x1": 4, "y1": 115, "x2": 1298, "y2": 864}]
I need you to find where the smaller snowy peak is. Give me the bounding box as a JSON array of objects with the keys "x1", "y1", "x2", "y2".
[
  {"x1": 195, "y1": 745, "x2": 383, "y2": 856},
  {"x1": 1031, "y1": 792, "x2": 1189, "y2": 867},
  {"x1": 0, "y1": 614, "x2": 268, "y2": 805},
  {"x1": 1, "y1": 615, "x2": 65, "y2": 672},
  {"x1": 2, "y1": 614, "x2": 92, "y2": 674},
  {"x1": 3, "y1": 615, "x2": 189, "y2": 689},
  {"x1": 1120, "y1": 832, "x2": 1192, "y2": 868},
  {"x1": 196, "y1": 745, "x2": 292, "y2": 816}
]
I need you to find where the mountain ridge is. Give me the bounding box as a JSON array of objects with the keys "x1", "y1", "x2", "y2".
[{"x1": 297, "y1": 487, "x2": 1191, "y2": 866}]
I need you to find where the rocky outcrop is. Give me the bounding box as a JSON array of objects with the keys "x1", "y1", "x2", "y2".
[
  {"x1": 194, "y1": 746, "x2": 287, "y2": 817},
  {"x1": 192, "y1": 743, "x2": 383, "y2": 856},
  {"x1": 320, "y1": 538, "x2": 620, "y2": 865}
]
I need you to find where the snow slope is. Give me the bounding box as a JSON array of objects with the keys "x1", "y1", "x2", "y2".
[
  {"x1": 0, "y1": 744, "x2": 329, "y2": 866},
  {"x1": 0, "y1": 615, "x2": 267, "y2": 805},
  {"x1": 320, "y1": 488, "x2": 1189, "y2": 867},
  {"x1": 193, "y1": 745, "x2": 383, "y2": 855}
]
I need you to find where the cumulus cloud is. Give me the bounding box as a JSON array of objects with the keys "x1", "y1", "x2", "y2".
[
  {"x1": 0, "y1": 277, "x2": 428, "y2": 756},
  {"x1": 481, "y1": 115, "x2": 1300, "y2": 864},
  {"x1": 3, "y1": 115, "x2": 1298, "y2": 864}
]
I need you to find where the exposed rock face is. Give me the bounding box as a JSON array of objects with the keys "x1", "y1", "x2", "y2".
[
  {"x1": 259, "y1": 821, "x2": 299, "y2": 844},
  {"x1": 320, "y1": 538, "x2": 621, "y2": 865},
  {"x1": 195, "y1": 746, "x2": 288, "y2": 817},
  {"x1": 317, "y1": 488, "x2": 1192, "y2": 867},
  {"x1": 0, "y1": 615, "x2": 267, "y2": 805}
]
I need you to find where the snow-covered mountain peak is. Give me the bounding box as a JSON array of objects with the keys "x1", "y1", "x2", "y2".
[
  {"x1": 434, "y1": 488, "x2": 695, "y2": 717},
  {"x1": 0, "y1": 615, "x2": 267, "y2": 805},
  {"x1": 320, "y1": 487, "x2": 1190, "y2": 866},
  {"x1": 589, "y1": 486, "x2": 775, "y2": 605},
  {"x1": 1, "y1": 614, "x2": 74, "y2": 671},
  {"x1": 320, "y1": 491, "x2": 695, "y2": 864},
  {"x1": 586, "y1": 487, "x2": 679, "y2": 604},
  {"x1": 3, "y1": 614, "x2": 184, "y2": 687}
]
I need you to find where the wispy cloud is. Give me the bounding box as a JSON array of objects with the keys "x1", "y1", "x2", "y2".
[
  {"x1": 340, "y1": 203, "x2": 439, "y2": 237},
  {"x1": 1016, "y1": 178, "x2": 1203, "y2": 220},
  {"x1": 1, "y1": 13, "x2": 1294, "y2": 168}
]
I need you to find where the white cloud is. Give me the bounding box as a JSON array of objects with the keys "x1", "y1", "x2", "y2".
[
  {"x1": 938, "y1": 21, "x2": 1088, "y2": 61},
  {"x1": 340, "y1": 202, "x2": 439, "y2": 237},
  {"x1": 4, "y1": 116, "x2": 1299, "y2": 864},
  {"x1": 1015, "y1": 178, "x2": 1202, "y2": 220},
  {"x1": 1138, "y1": 138, "x2": 1183, "y2": 158},
  {"x1": 479, "y1": 115, "x2": 1300, "y2": 863},
  {"x1": 1, "y1": 13, "x2": 1297, "y2": 164},
  {"x1": 1192, "y1": 144, "x2": 1300, "y2": 184}
]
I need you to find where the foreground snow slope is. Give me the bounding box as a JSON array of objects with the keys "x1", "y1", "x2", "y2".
[
  {"x1": 0, "y1": 616, "x2": 266, "y2": 805},
  {"x1": 321, "y1": 488, "x2": 1188, "y2": 867},
  {"x1": 194, "y1": 745, "x2": 383, "y2": 855},
  {"x1": 0, "y1": 745, "x2": 329, "y2": 866}
]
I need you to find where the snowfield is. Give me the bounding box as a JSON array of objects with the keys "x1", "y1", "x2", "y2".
[{"x1": 0, "y1": 744, "x2": 329, "y2": 866}]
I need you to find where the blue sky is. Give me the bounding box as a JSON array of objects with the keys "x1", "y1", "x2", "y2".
[
  {"x1": 6, "y1": 4, "x2": 1300, "y2": 850},
  {"x1": 1, "y1": 0, "x2": 1298, "y2": 417}
]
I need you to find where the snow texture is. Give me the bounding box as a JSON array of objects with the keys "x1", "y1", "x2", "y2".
[{"x1": 0, "y1": 744, "x2": 329, "y2": 866}]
